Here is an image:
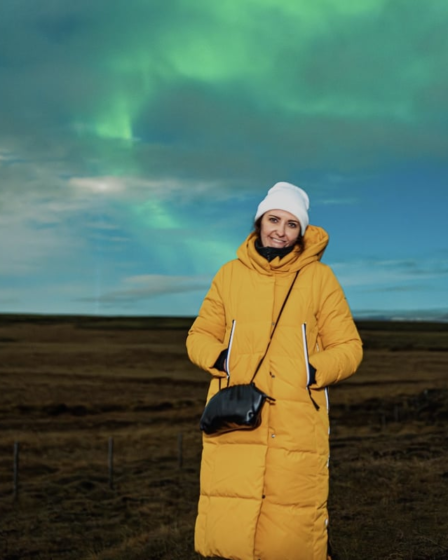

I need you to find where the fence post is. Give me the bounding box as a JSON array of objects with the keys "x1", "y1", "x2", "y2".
[
  {"x1": 178, "y1": 433, "x2": 183, "y2": 469},
  {"x1": 108, "y1": 437, "x2": 114, "y2": 490},
  {"x1": 13, "y1": 441, "x2": 19, "y2": 501}
]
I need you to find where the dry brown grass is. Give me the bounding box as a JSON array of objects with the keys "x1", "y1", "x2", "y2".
[{"x1": 0, "y1": 315, "x2": 447, "y2": 560}]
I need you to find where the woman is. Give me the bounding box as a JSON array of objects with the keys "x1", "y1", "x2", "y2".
[{"x1": 187, "y1": 182, "x2": 363, "y2": 560}]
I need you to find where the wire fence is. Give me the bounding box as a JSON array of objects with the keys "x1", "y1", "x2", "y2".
[{"x1": 8, "y1": 432, "x2": 188, "y2": 501}]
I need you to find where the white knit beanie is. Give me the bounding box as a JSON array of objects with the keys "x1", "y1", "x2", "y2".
[{"x1": 254, "y1": 182, "x2": 310, "y2": 234}]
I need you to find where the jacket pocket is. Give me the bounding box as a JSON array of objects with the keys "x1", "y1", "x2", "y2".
[
  {"x1": 301, "y1": 323, "x2": 320, "y2": 410},
  {"x1": 301, "y1": 323, "x2": 314, "y2": 386},
  {"x1": 226, "y1": 319, "x2": 236, "y2": 380}
]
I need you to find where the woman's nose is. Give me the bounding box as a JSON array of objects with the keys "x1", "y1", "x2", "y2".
[{"x1": 276, "y1": 222, "x2": 286, "y2": 236}]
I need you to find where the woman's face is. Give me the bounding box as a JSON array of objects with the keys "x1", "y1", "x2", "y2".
[{"x1": 259, "y1": 209, "x2": 301, "y2": 248}]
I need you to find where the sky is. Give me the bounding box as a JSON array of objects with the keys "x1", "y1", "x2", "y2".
[{"x1": 0, "y1": 0, "x2": 447, "y2": 320}]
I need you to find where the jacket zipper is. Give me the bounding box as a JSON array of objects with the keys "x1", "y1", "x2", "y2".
[
  {"x1": 226, "y1": 319, "x2": 236, "y2": 381},
  {"x1": 301, "y1": 323, "x2": 320, "y2": 411},
  {"x1": 315, "y1": 336, "x2": 330, "y2": 471},
  {"x1": 316, "y1": 339, "x2": 330, "y2": 414}
]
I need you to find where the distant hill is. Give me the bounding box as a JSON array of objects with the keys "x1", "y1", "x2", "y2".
[{"x1": 354, "y1": 309, "x2": 448, "y2": 324}]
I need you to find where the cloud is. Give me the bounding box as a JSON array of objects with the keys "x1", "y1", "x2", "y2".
[
  {"x1": 67, "y1": 175, "x2": 233, "y2": 202},
  {"x1": 364, "y1": 284, "x2": 430, "y2": 293},
  {"x1": 1, "y1": 0, "x2": 447, "y2": 193},
  {"x1": 77, "y1": 274, "x2": 211, "y2": 305},
  {"x1": 0, "y1": 194, "x2": 86, "y2": 275},
  {"x1": 0, "y1": 294, "x2": 20, "y2": 305},
  {"x1": 0, "y1": 0, "x2": 447, "y2": 317},
  {"x1": 330, "y1": 258, "x2": 448, "y2": 289},
  {"x1": 315, "y1": 197, "x2": 359, "y2": 206}
]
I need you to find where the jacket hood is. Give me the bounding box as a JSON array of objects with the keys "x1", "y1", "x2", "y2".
[{"x1": 236, "y1": 224, "x2": 329, "y2": 275}]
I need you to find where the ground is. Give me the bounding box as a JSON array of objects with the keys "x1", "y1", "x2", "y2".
[{"x1": 0, "y1": 315, "x2": 447, "y2": 560}]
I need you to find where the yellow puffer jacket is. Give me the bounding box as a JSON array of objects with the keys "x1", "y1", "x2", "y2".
[{"x1": 187, "y1": 226, "x2": 363, "y2": 560}]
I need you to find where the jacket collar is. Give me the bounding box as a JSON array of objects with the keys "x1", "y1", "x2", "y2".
[
  {"x1": 237, "y1": 226, "x2": 329, "y2": 275},
  {"x1": 254, "y1": 237, "x2": 295, "y2": 262}
]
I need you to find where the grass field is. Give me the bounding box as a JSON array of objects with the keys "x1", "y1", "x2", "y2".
[{"x1": 0, "y1": 315, "x2": 447, "y2": 560}]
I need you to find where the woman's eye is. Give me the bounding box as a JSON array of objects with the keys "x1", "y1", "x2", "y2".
[{"x1": 288, "y1": 222, "x2": 297, "y2": 228}]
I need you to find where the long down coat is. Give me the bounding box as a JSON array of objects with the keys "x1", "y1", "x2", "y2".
[{"x1": 186, "y1": 226, "x2": 363, "y2": 560}]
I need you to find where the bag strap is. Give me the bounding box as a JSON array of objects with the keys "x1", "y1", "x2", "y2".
[{"x1": 249, "y1": 270, "x2": 299, "y2": 384}]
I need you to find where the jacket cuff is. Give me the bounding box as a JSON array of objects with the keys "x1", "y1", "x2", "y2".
[{"x1": 213, "y1": 349, "x2": 228, "y2": 372}]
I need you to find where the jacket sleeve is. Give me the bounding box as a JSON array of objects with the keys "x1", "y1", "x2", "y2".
[
  {"x1": 186, "y1": 267, "x2": 228, "y2": 377},
  {"x1": 308, "y1": 264, "x2": 363, "y2": 387}
]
